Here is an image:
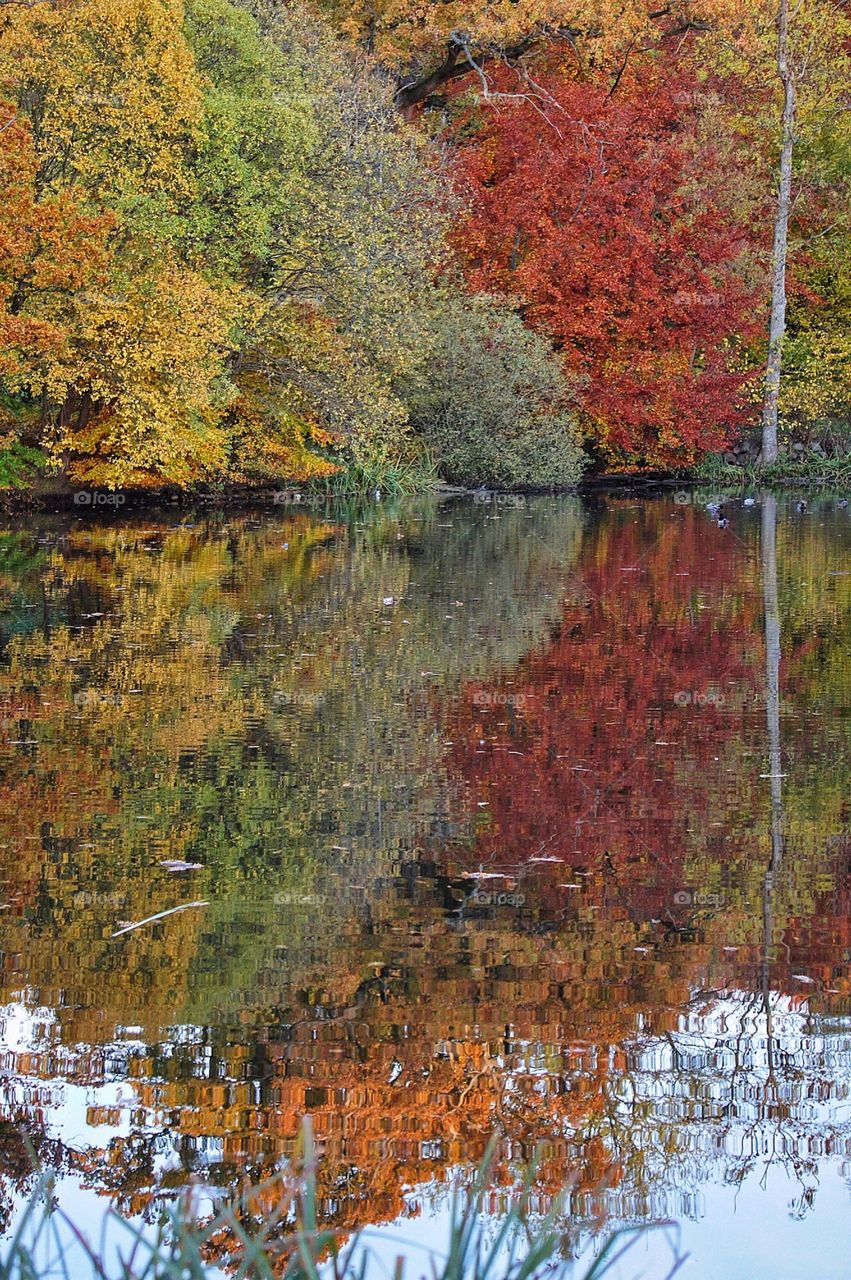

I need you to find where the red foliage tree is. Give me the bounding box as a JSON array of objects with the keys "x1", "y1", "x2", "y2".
[{"x1": 453, "y1": 68, "x2": 765, "y2": 469}]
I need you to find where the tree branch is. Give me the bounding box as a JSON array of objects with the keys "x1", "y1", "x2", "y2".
[
  {"x1": 394, "y1": 8, "x2": 717, "y2": 112},
  {"x1": 394, "y1": 29, "x2": 563, "y2": 112}
]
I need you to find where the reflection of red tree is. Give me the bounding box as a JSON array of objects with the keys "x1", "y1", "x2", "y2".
[{"x1": 445, "y1": 504, "x2": 762, "y2": 921}]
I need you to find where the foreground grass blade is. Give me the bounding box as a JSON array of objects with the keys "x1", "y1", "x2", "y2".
[{"x1": 1, "y1": 1128, "x2": 684, "y2": 1280}]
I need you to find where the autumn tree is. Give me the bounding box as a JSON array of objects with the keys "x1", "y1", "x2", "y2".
[
  {"x1": 730, "y1": 0, "x2": 851, "y2": 459},
  {"x1": 241, "y1": 1, "x2": 450, "y2": 471},
  {"x1": 0, "y1": 0, "x2": 240, "y2": 485},
  {"x1": 452, "y1": 65, "x2": 764, "y2": 469},
  {"x1": 0, "y1": 102, "x2": 113, "y2": 479}
]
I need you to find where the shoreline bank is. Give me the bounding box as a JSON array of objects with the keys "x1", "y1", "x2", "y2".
[{"x1": 2, "y1": 458, "x2": 849, "y2": 512}]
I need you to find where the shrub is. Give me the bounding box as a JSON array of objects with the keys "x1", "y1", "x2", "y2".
[
  {"x1": 404, "y1": 296, "x2": 585, "y2": 489},
  {"x1": 0, "y1": 435, "x2": 49, "y2": 492}
]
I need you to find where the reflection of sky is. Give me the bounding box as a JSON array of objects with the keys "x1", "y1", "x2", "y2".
[
  {"x1": 1, "y1": 1001, "x2": 182, "y2": 1260},
  {"x1": 9, "y1": 1162, "x2": 851, "y2": 1280},
  {"x1": 6, "y1": 989, "x2": 851, "y2": 1275},
  {"x1": 0, "y1": 1003, "x2": 217, "y2": 1173},
  {"x1": 625, "y1": 991, "x2": 851, "y2": 1130},
  {"x1": 2, "y1": 1001, "x2": 225, "y2": 1274},
  {"x1": 5, "y1": 1177, "x2": 227, "y2": 1280},
  {"x1": 1, "y1": 1002, "x2": 135, "y2": 1149},
  {"x1": 353, "y1": 1163, "x2": 851, "y2": 1280}
]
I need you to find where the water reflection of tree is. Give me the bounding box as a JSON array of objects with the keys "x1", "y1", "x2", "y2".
[
  {"x1": 1, "y1": 497, "x2": 850, "y2": 1241},
  {"x1": 758, "y1": 490, "x2": 788, "y2": 1185},
  {"x1": 0, "y1": 499, "x2": 585, "y2": 1045},
  {"x1": 560, "y1": 495, "x2": 851, "y2": 1227}
]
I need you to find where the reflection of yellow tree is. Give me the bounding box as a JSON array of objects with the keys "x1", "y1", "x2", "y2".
[
  {"x1": 0, "y1": 516, "x2": 345, "y2": 1039},
  {"x1": 0, "y1": 501, "x2": 584, "y2": 1043}
]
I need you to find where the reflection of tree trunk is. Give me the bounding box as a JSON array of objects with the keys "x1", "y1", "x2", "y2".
[
  {"x1": 761, "y1": 0, "x2": 796, "y2": 463},
  {"x1": 761, "y1": 492, "x2": 784, "y2": 1088},
  {"x1": 762, "y1": 493, "x2": 784, "y2": 873}
]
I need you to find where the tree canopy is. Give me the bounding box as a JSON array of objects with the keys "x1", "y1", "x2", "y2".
[{"x1": 0, "y1": 0, "x2": 847, "y2": 491}]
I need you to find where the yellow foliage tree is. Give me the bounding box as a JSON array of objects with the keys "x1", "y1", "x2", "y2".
[
  {"x1": 0, "y1": 0, "x2": 238, "y2": 487},
  {"x1": 0, "y1": 102, "x2": 113, "y2": 386},
  {"x1": 46, "y1": 260, "x2": 240, "y2": 488},
  {"x1": 0, "y1": 0, "x2": 203, "y2": 206}
]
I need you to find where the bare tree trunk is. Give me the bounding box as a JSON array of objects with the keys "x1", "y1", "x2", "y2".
[{"x1": 761, "y1": 0, "x2": 796, "y2": 464}]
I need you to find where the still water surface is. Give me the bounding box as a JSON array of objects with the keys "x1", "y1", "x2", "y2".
[{"x1": 0, "y1": 492, "x2": 849, "y2": 1276}]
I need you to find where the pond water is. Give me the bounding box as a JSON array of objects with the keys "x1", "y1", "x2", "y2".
[{"x1": 0, "y1": 491, "x2": 850, "y2": 1277}]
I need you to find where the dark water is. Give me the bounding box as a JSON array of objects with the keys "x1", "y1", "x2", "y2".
[{"x1": 1, "y1": 491, "x2": 850, "y2": 1276}]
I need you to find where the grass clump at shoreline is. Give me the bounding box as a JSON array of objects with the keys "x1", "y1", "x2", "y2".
[
  {"x1": 692, "y1": 451, "x2": 851, "y2": 489},
  {"x1": 305, "y1": 454, "x2": 440, "y2": 499}
]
